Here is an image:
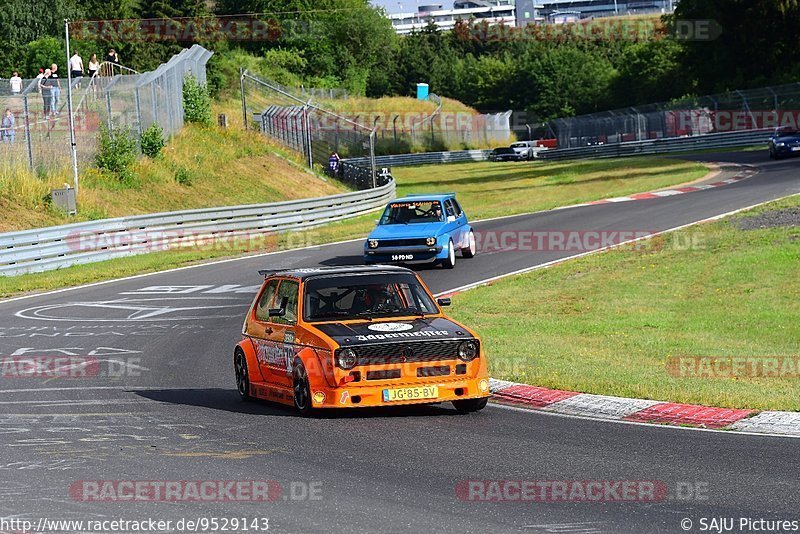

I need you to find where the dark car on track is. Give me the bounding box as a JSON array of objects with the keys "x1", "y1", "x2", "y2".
[
  {"x1": 489, "y1": 147, "x2": 526, "y2": 162},
  {"x1": 768, "y1": 127, "x2": 800, "y2": 159}
]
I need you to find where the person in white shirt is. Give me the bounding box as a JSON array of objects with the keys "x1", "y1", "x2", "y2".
[
  {"x1": 9, "y1": 72, "x2": 22, "y2": 94},
  {"x1": 70, "y1": 53, "x2": 84, "y2": 79},
  {"x1": 88, "y1": 54, "x2": 100, "y2": 78}
]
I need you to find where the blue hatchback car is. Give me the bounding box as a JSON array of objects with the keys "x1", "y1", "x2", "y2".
[{"x1": 364, "y1": 194, "x2": 476, "y2": 268}]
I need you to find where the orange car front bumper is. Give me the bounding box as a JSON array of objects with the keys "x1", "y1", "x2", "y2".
[{"x1": 308, "y1": 376, "x2": 490, "y2": 408}]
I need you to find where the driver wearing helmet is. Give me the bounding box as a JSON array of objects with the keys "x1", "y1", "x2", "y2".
[{"x1": 353, "y1": 284, "x2": 397, "y2": 314}]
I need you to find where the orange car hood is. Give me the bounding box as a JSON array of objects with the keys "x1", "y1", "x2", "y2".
[{"x1": 311, "y1": 317, "x2": 474, "y2": 347}]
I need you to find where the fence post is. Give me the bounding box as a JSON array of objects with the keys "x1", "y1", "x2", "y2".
[
  {"x1": 134, "y1": 87, "x2": 144, "y2": 139},
  {"x1": 105, "y1": 91, "x2": 113, "y2": 132},
  {"x1": 240, "y1": 68, "x2": 248, "y2": 130},
  {"x1": 369, "y1": 128, "x2": 377, "y2": 189},
  {"x1": 22, "y1": 96, "x2": 34, "y2": 170},
  {"x1": 303, "y1": 99, "x2": 313, "y2": 169}
]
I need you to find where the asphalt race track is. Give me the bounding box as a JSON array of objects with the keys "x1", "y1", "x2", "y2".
[{"x1": 1, "y1": 151, "x2": 799, "y2": 534}]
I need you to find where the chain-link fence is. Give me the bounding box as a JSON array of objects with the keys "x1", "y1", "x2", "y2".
[
  {"x1": 241, "y1": 70, "x2": 379, "y2": 189},
  {"x1": 241, "y1": 70, "x2": 514, "y2": 189},
  {"x1": 404, "y1": 93, "x2": 513, "y2": 152},
  {"x1": 550, "y1": 82, "x2": 800, "y2": 149},
  {"x1": 0, "y1": 45, "x2": 212, "y2": 173}
]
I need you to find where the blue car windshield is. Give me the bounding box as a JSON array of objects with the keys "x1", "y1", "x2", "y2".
[{"x1": 379, "y1": 201, "x2": 444, "y2": 225}]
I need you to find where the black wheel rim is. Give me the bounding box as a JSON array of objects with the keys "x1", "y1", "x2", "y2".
[
  {"x1": 235, "y1": 353, "x2": 248, "y2": 396},
  {"x1": 293, "y1": 365, "x2": 309, "y2": 410}
]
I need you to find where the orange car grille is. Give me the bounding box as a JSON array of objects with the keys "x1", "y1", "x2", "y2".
[{"x1": 349, "y1": 340, "x2": 465, "y2": 366}]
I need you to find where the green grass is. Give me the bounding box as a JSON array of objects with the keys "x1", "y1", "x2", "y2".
[
  {"x1": 394, "y1": 156, "x2": 709, "y2": 220},
  {"x1": 0, "y1": 156, "x2": 708, "y2": 298},
  {"x1": 448, "y1": 195, "x2": 800, "y2": 411},
  {"x1": 0, "y1": 103, "x2": 346, "y2": 233}
]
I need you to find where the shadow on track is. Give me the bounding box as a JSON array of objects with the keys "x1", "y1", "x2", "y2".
[{"x1": 133, "y1": 388, "x2": 472, "y2": 419}]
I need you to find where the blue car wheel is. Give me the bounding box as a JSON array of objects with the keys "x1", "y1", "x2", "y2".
[
  {"x1": 461, "y1": 229, "x2": 476, "y2": 258},
  {"x1": 442, "y1": 239, "x2": 456, "y2": 269}
]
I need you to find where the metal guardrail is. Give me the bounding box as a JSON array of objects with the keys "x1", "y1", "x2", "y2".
[
  {"x1": 346, "y1": 149, "x2": 493, "y2": 168},
  {"x1": 538, "y1": 129, "x2": 770, "y2": 161},
  {"x1": 0, "y1": 180, "x2": 396, "y2": 277}
]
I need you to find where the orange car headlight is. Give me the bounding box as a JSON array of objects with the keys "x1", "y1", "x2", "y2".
[
  {"x1": 337, "y1": 348, "x2": 357, "y2": 370},
  {"x1": 457, "y1": 340, "x2": 479, "y2": 362}
]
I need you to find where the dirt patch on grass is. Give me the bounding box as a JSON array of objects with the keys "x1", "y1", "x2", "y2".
[{"x1": 736, "y1": 208, "x2": 800, "y2": 230}]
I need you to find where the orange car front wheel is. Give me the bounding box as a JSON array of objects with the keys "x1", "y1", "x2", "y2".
[
  {"x1": 292, "y1": 359, "x2": 314, "y2": 417},
  {"x1": 452, "y1": 397, "x2": 488, "y2": 414}
]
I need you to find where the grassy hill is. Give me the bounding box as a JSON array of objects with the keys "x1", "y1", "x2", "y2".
[{"x1": 0, "y1": 103, "x2": 346, "y2": 233}]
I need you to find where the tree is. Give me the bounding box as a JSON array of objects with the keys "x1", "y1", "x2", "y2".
[
  {"x1": 673, "y1": 0, "x2": 800, "y2": 92},
  {"x1": 24, "y1": 38, "x2": 66, "y2": 76},
  {"x1": 515, "y1": 46, "x2": 617, "y2": 120},
  {"x1": 0, "y1": 0, "x2": 81, "y2": 75},
  {"x1": 610, "y1": 39, "x2": 689, "y2": 107}
]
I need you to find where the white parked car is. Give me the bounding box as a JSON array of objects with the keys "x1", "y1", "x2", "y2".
[{"x1": 509, "y1": 141, "x2": 538, "y2": 160}]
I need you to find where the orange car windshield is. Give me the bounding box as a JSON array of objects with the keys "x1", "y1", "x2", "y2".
[{"x1": 303, "y1": 274, "x2": 438, "y2": 322}]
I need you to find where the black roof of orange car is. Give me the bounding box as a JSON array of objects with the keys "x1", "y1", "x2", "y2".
[{"x1": 258, "y1": 265, "x2": 414, "y2": 280}]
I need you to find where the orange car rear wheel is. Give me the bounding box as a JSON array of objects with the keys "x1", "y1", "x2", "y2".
[{"x1": 234, "y1": 348, "x2": 252, "y2": 401}]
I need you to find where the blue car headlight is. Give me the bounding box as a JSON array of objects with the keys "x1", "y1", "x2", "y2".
[
  {"x1": 426, "y1": 237, "x2": 436, "y2": 246},
  {"x1": 775, "y1": 142, "x2": 786, "y2": 147},
  {"x1": 368, "y1": 239, "x2": 379, "y2": 249}
]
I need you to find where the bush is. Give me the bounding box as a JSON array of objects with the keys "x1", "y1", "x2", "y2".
[
  {"x1": 95, "y1": 125, "x2": 138, "y2": 183},
  {"x1": 140, "y1": 123, "x2": 165, "y2": 158},
  {"x1": 183, "y1": 75, "x2": 212, "y2": 126},
  {"x1": 174, "y1": 166, "x2": 192, "y2": 186}
]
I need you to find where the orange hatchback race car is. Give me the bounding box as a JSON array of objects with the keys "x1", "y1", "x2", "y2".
[{"x1": 234, "y1": 265, "x2": 490, "y2": 415}]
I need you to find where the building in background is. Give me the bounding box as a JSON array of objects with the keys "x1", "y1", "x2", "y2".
[
  {"x1": 534, "y1": 0, "x2": 675, "y2": 23},
  {"x1": 385, "y1": 0, "x2": 676, "y2": 33},
  {"x1": 388, "y1": 1, "x2": 517, "y2": 34}
]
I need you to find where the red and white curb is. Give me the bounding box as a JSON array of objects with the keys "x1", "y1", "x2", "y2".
[
  {"x1": 552, "y1": 163, "x2": 759, "y2": 211},
  {"x1": 489, "y1": 379, "x2": 800, "y2": 437}
]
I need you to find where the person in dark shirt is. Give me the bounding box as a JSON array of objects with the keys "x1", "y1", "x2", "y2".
[
  {"x1": 104, "y1": 48, "x2": 120, "y2": 76},
  {"x1": 38, "y1": 68, "x2": 53, "y2": 116}
]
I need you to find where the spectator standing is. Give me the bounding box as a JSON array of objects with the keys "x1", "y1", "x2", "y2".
[
  {"x1": 88, "y1": 54, "x2": 100, "y2": 78},
  {"x1": 104, "y1": 48, "x2": 120, "y2": 76},
  {"x1": 328, "y1": 152, "x2": 340, "y2": 175},
  {"x1": 1, "y1": 109, "x2": 15, "y2": 144},
  {"x1": 9, "y1": 71, "x2": 22, "y2": 95},
  {"x1": 70, "y1": 52, "x2": 84, "y2": 78},
  {"x1": 39, "y1": 68, "x2": 53, "y2": 116},
  {"x1": 35, "y1": 68, "x2": 44, "y2": 95},
  {"x1": 50, "y1": 64, "x2": 61, "y2": 114}
]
